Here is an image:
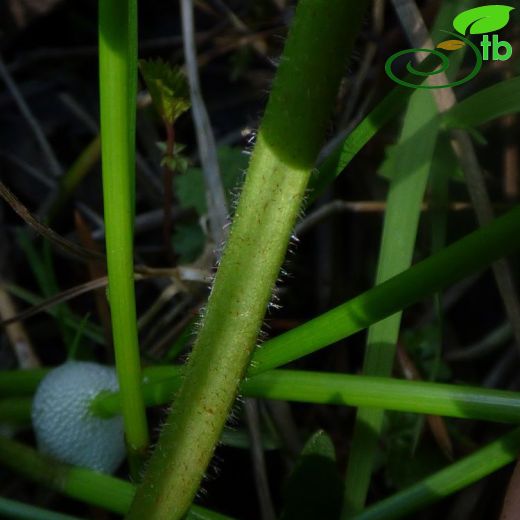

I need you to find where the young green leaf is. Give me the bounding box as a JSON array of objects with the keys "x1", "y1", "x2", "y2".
[
  {"x1": 453, "y1": 5, "x2": 514, "y2": 35},
  {"x1": 280, "y1": 431, "x2": 343, "y2": 520},
  {"x1": 139, "y1": 58, "x2": 190, "y2": 124}
]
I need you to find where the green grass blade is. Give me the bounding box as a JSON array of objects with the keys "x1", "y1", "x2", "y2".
[
  {"x1": 0, "y1": 496, "x2": 81, "y2": 520},
  {"x1": 0, "y1": 369, "x2": 48, "y2": 396},
  {"x1": 443, "y1": 75, "x2": 520, "y2": 130},
  {"x1": 5, "y1": 283, "x2": 105, "y2": 345},
  {"x1": 98, "y1": 0, "x2": 148, "y2": 471},
  {"x1": 16, "y1": 231, "x2": 74, "y2": 346},
  {"x1": 90, "y1": 368, "x2": 520, "y2": 425},
  {"x1": 344, "y1": 88, "x2": 440, "y2": 513},
  {"x1": 250, "y1": 203, "x2": 520, "y2": 374},
  {"x1": 243, "y1": 371, "x2": 520, "y2": 423},
  {"x1": 353, "y1": 428, "x2": 520, "y2": 520},
  {"x1": 6, "y1": 365, "x2": 520, "y2": 426},
  {"x1": 7, "y1": 364, "x2": 520, "y2": 426},
  {"x1": 0, "y1": 436, "x2": 234, "y2": 520},
  {"x1": 0, "y1": 397, "x2": 32, "y2": 425},
  {"x1": 308, "y1": 49, "x2": 454, "y2": 199},
  {"x1": 309, "y1": 2, "x2": 473, "y2": 200},
  {"x1": 280, "y1": 431, "x2": 343, "y2": 520},
  {"x1": 309, "y1": 83, "x2": 411, "y2": 197}
]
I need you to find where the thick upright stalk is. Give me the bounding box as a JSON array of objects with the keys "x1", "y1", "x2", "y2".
[
  {"x1": 98, "y1": 0, "x2": 148, "y2": 470},
  {"x1": 128, "y1": 2, "x2": 368, "y2": 518}
]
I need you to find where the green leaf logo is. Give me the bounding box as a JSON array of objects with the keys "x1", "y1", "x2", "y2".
[
  {"x1": 437, "y1": 39, "x2": 466, "y2": 51},
  {"x1": 453, "y1": 5, "x2": 514, "y2": 35}
]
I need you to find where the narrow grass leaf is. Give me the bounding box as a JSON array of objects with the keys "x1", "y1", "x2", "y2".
[
  {"x1": 91, "y1": 367, "x2": 520, "y2": 425},
  {"x1": 345, "y1": 88, "x2": 440, "y2": 513},
  {"x1": 443, "y1": 76, "x2": 520, "y2": 130},
  {"x1": 7, "y1": 365, "x2": 520, "y2": 426},
  {"x1": 250, "y1": 203, "x2": 520, "y2": 374},
  {"x1": 0, "y1": 436, "x2": 234, "y2": 520},
  {"x1": 353, "y1": 428, "x2": 520, "y2": 520},
  {"x1": 0, "y1": 496, "x2": 80, "y2": 520}
]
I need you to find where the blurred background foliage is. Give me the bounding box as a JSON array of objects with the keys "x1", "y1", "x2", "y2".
[{"x1": 1, "y1": 0, "x2": 520, "y2": 518}]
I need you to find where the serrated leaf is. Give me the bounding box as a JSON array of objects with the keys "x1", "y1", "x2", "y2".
[
  {"x1": 436, "y1": 39, "x2": 465, "y2": 51},
  {"x1": 453, "y1": 5, "x2": 514, "y2": 35},
  {"x1": 280, "y1": 431, "x2": 343, "y2": 520},
  {"x1": 139, "y1": 58, "x2": 190, "y2": 124}
]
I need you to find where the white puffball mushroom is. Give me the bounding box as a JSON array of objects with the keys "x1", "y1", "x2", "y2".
[{"x1": 32, "y1": 361, "x2": 125, "y2": 474}]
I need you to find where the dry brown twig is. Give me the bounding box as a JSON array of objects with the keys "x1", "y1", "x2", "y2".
[
  {"x1": 396, "y1": 342, "x2": 453, "y2": 460},
  {"x1": 0, "y1": 284, "x2": 40, "y2": 368},
  {"x1": 0, "y1": 181, "x2": 104, "y2": 263}
]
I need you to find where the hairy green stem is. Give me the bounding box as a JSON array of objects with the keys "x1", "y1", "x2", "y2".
[
  {"x1": 128, "y1": 2, "x2": 368, "y2": 517},
  {"x1": 98, "y1": 0, "x2": 148, "y2": 471}
]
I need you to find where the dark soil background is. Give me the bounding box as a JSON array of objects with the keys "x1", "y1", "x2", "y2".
[{"x1": 1, "y1": 0, "x2": 520, "y2": 518}]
